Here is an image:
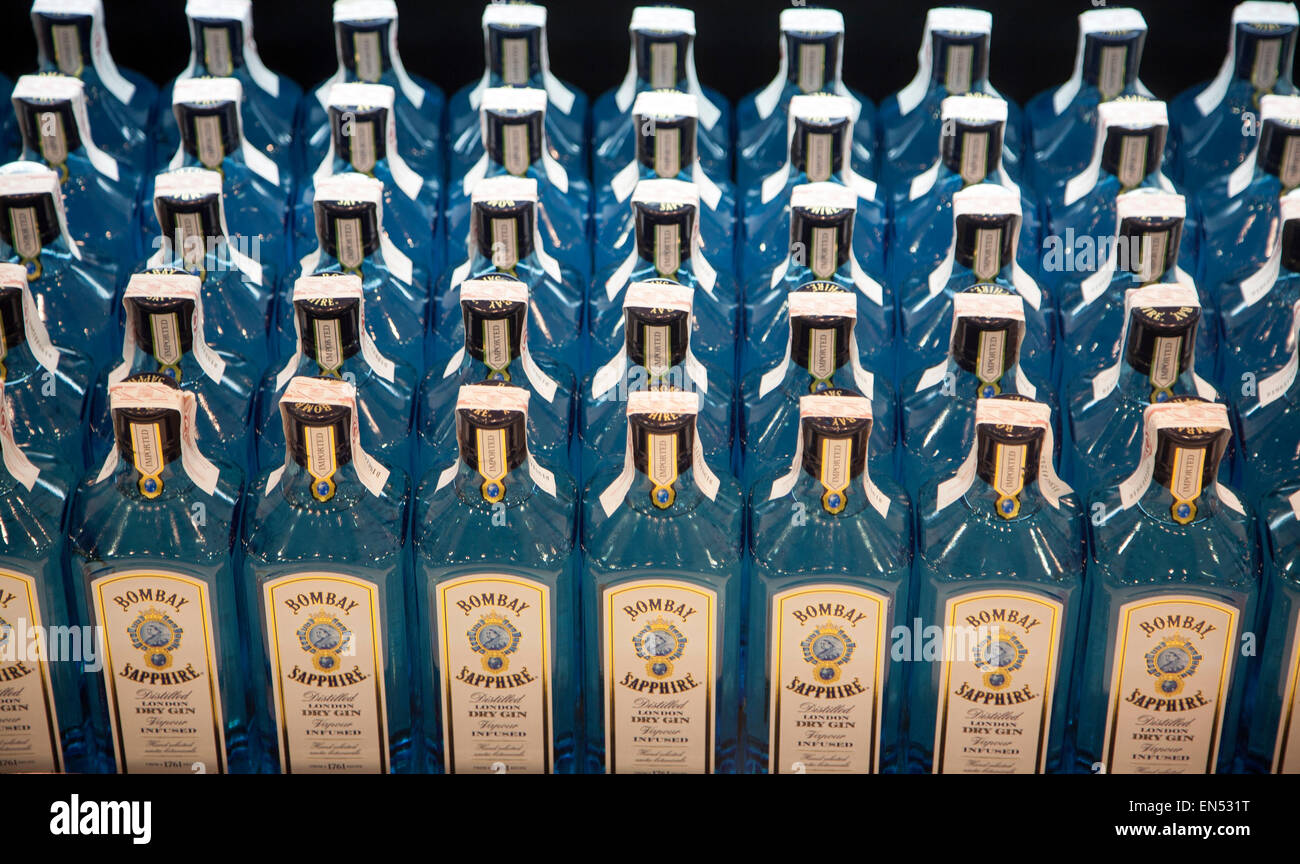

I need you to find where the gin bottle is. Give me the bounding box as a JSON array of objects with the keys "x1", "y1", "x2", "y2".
[
  {"x1": 742, "y1": 286, "x2": 895, "y2": 490},
  {"x1": 582, "y1": 281, "x2": 734, "y2": 481},
  {"x1": 298, "y1": 0, "x2": 444, "y2": 178},
  {"x1": 877, "y1": 8, "x2": 1024, "y2": 197},
  {"x1": 1169, "y1": 2, "x2": 1298, "y2": 192},
  {"x1": 154, "y1": 0, "x2": 302, "y2": 182},
  {"x1": 909, "y1": 395, "x2": 1082, "y2": 773},
  {"x1": 0, "y1": 163, "x2": 118, "y2": 361},
  {"x1": 448, "y1": 4, "x2": 587, "y2": 178},
  {"x1": 30, "y1": 0, "x2": 157, "y2": 172},
  {"x1": 66, "y1": 374, "x2": 252, "y2": 773},
  {"x1": 243, "y1": 375, "x2": 415, "y2": 773},
  {"x1": 741, "y1": 97, "x2": 883, "y2": 285},
  {"x1": 1026, "y1": 9, "x2": 1150, "y2": 192},
  {"x1": 1231, "y1": 306, "x2": 1299, "y2": 506},
  {"x1": 0, "y1": 379, "x2": 86, "y2": 773},
  {"x1": 1244, "y1": 485, "x2": 1300, "y2": 773},
  {"x1": 256, "y1": 274, "x2": 416, "y2": 474},
  {"x1": 1073, "y1": 398, "x2": 1259, "y2": 774},
  {"x1": 591, "y1": 6, "x2": 732, "y2": 184},
  {"x1": 1066, "y1": 283, "x2": 1219, "y2": 494},
  {"x1": 89, "y1": 271, "x2": 255, "y2": 469},
  {"x1": 414, "y1": 383, "x2": 579, "y2": 773},
  {"x1": 746, "y1": 390, "x2": 909, "y2": 774},
  {"x1": 12, "y1": 74, "x2": 143, "y2": 267},
  {"x1": 736, "y1": 8, "x2": 876, "y2": 191},
  {"x1": 582, "y1": 390, "x2": 743, "y2": 773},
  {"x1": 0, "y1": 262, "x2": 92, "y2": 471}
]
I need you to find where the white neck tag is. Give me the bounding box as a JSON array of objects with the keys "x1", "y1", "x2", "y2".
[
  {"x1": 465, "y1": 87, "x2": 569, "y2": 196},
  {"x1": 181, "y1": 0, "x2": 280, "y2": 97},
  {"x1": 1065, "y1": 98, "x2": 1171, "y2": 206},
  {"x1": 150, "y1": 167, "x2": 263, "y2": 286},
  {"x1": 314, "y1": 81, "x2": 420, "y2": 200},
  {"x1": 598, "y1": 388, "x2": 720, "y2": 516},
  {"x1": 754, "y1": 8, "x2": 857, "y2": 120},
  {"x1": 613, "y1": 6, "x2": 721, "y2": 128},
  {"x1": 95, "y1": 379, "x2": 221, "y2": 494},
  {"x1": 32, "y1": 0, "x2": 136, "y2": 104},
  {"x1": 928, "y1": 183, "x2": 1039, "y2": 309},
  {"x1": 13, "y1": 74, "x2": 119, "y2": 181},
  {"x1": 432, "y1": 382, "x2": 557, "y2": 497},
  {"x1": 1079, "y1": 188, "x2": 1187, "y2": 306},
  {"x1": 935, "y1": 397, "x2": 1069, "y2": 513},
  {"x1": 759, "y1": 94, "x2": 875, "y2": 204},
  {"x1": 758, "y1": 290, "x2": 875, "y2": 399},
  {"x1": 327, "y1": 0, "x2": 424, "y2": 108},
  {"x1": 768, "y1": 393, "x2": 890, "y2": 517},
  {"x1": 469, "y1": 5, "x2": 575, "y2": 115},
  {"x1": 613, "y1": 90, "x2": 721, "y2": 209},
  {"x1": 265, "y1": 375, "x2": 390, "y2": 497},
  {"x1": 451, "y1": 175, "x2": 560, "y2": 288},
  {"x1": 111, "y1": 272, "x2": 226, "y2": 387},
  {"x1": 0, "y1": 162, "x2": 81, "y2": 260},
  {"x1": 1089, "y1": 282, "x2": 1216, "y2": 403},
  {"x1": 1052, "y1": 8, "x2": 1149, "y2": 115},
  {"x1": 1196, "y1": 2, "x2": 1299, "y2": 116},
  {"x1": 444, "y1": 278, "x2": 558, "y2": 404},
  {"x1": 170, "y1": 76, "x2": 280, "y2": 187},
  {"x1": 1257, "y1": 298, "x2": 1300, "y2": 406},
  {"x1": 592, "y1": 281, "x2": 707, "y2": 400},
  {"x1": 606, "y1": 178, "x2": 714, "y2": 300},
  {"x1": 0, "y1": 262, "x2": 59, "y2": 375},
  {"x1": 916, "y1": 291, "x2": 1032, "y2": 396},
  {"x1": 895, "y1": 7, "x2": 993, "y2": 116},
  {"x1": 0, "y1": 379, "x2": 41, "y2": 491},
  {"x1": 1114, "y1": 400, "x2": 1242, "y2": 513},
  {"x1": 299, "y1": 171, "x2": 413, "y2": 285},
  {"x1": 274, "y1": 273, "x2": 395, "y2": 391}
]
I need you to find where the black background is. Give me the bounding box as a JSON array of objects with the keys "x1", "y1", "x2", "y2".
[{"x1": 0, "y1": 0, "x2": 1244, "y2": 105}]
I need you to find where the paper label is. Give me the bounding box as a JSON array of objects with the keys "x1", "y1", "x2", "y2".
[
  {"x1": 797, "y1": 43, "x2": 826, "y2": 93},
  {"x1": 653, "y1": 223, "x2": 680, "y2": 276},
  {"x1": 934, "y1": 590, "x2": 1064, "y2": 774},
  {"x1": 805, "y1": 131, "x2": 833, "y2": 181},
  {"x1": 1273, "y1": 608, "x2": 1300, "y2": 773},
  {"x1": 91, "y1": 571, "x2": 227, "y2": 774},
  {"x1": 1253, "y1": 37, "x2": 1283, "y2": 91},
  {"x1": 1117, "y1": 134, "x2": 1148, "y2": 187},
  {"x1": 203, "y1": 25, "x2": 234, "y2": 76},
  {"x1": 1101, "y1": 595, "x2": 1239, "y2": 774},
  {"x1": 51, "y1": 24, "x2": 84, "y2": 76},
  {"x1": 264, "y1": 573, "x2": 390, "y2": 773},
  {"x1": 973, "y1": 227, "x2": 1001, "y2": 281},
  {"x1": 603, "y1": 579, "x2": 716, "y2": 773},
  {"x1": 193, "y1": 114, "x2": 226, "y2": 170},
  {"x1": 354, "y1": 30, "x2": 382, "y2": 82},
  {"x1": 654, "y1": 127, "x2": 681, "y2": 178},
  {"x1": 335, "y1": 217, "x2": 364, "y2": 270},
  {"x1": 502, "y1": 123, "x2": 529, "y2": 176},
  {"x1": 959, "y1": 131, "x2": 989, "y2": 184},
  {"x1": 649, "y1": 42, "x2": 677, "y2": 88},
  {"x1": 768, "y1": 584, "x2": 888, "y2": 774},
  {"x1": 1283, "y1": 137, "x2": 1300, "y2": 190},
  {"x1": 36, "y1": 112, "x2": 68, "y2": 166},
  {"x1": 0, "y1": 569, "x2": 62, "y2": 773},
  {"x1": 945, "y1": 44, "x2": 973, "y2": 94},
  {"x1": 349, "y1": 120, "x2": 377, "y2": 174},
  {"x1": 435, "y1": 574, "x2": 554, "y2": 774},
  {"x1": 501, "y1": 37, "x2": 529, "y2": 85},
  {"x1": 811, "y1": 226, "x2": 837, "y2": 279},
  {"x1": 9, "y1": 208, "x2": 41, "y2": 260},
  {"x1": 1098, "y1": 44, "x2": 1127, "y2": 100}
]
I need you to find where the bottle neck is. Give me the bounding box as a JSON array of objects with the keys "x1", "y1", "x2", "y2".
[
  {"x1": 113, "y1": 453, "x2": 195, "y2": 501},
  {"x1": 0, "y1": 340, "x2": 39, "y2": 382},
  {"x1": 963, "y1": 471, "x2": 1049, "y2": 522},
  {"x1": 624, "y1": 465, "x2": 704, "y2": 516},
  {"x1": 452, "y1": 454, "x2": 537, "y2": 509},
  {"x1": 278, "y1": 456, "x2": 364, "y2": 511},
  {"x1": 1136, "y1": 476, "x2": 1222, "y2": 526}
]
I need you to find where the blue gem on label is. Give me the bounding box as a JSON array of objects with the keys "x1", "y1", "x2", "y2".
[
  {"x1": 1155, "y1": 391, "x2": 1169, "y2": 403},
  {"x1": 813, "y1": 380, "x2": 828, "y2": 392},
  {"x1": 655, "y1": 488, "x2": 670, "y2": 504},
  {"x1": 651, "y1": 662, "x2": 668, "y2": 676},
  {"x1": 489, "y1": 371, "x2": 506, "y2": 381},
  {"x1": 827, "y1": 493, "x2": 841, "y2": 509},
  {"x1": 988, "y1": 672, "x2": 1005, "y2": 688},
  {"x1": 487, "y1": 656, "x2": 503, "y2": 670},
  {"x1": 1176, "y1": 503, "x2": 1191, "y2": 519},
  {"x1": 981, "y1": 384, "x2": 996, "y2": 398},
  {"x1": 486, "y1": 483, "x2": 500, "y2": 498},
  {"x1": 143, "y1": 478, "x2": 158, "y2": 494},
  {"x1": 316, "y1": 481, "x2": 331, "y2": 497},
  {"x1": 1000, "y1": 499, "x2": 1015, "y2": 514}
]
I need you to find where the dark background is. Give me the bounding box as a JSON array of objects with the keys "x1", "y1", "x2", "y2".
[{"x1": 0, "y1": 0, "x2": 1243, "y2": 104}]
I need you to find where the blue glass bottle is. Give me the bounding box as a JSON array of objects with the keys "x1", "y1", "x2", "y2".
[
  {"x1": 448, "y1": 3, "x2": 587, "y2": 179},
  {"x1": 0, "y1": 161, "x2": 118, "y2": 361},
  {"x1": 1073, "y1": 398, "x2": 1259, "y2": 774},
  {"x1": 1231, "y1": 311, "x2": 1299, "y2": 507},
  {"x1": 746, "y1": 390, "x2": 908, "y2": 774},
  {"x1": 1066, "y1": 284, "x2": 1220, "y2": 495},
  {"x1": 146, "y1": 168, "x2": 275, "y2": 371},
  {"x1": 592, "y1": 6, "x2": 731, "y2": 185},
  {"x1": 891, "y1": 96, "x2": 1037, "y2": 285},
  {"x1": 286, "y1": 172, "x2": 428, "y2": 369},
  {"x1": 154, "y1": 1, "x2": 302, "y2": 183},
  {"x1": 1197, "y1": 97, "x2": 1300, "y2": 347},
  {"x1": 1170, "y1": 3, "x2": 1298, "y2": 193},
  {"x1": 66, "y1": 373, "x2": 252, "y2": 774},
  {"x1": 736, "y1": 8, "x2": 876, "y2": 191},
  {"x1": 741, "y1": 95, "x2": 884, "y2": 285},
  {"x1": 877, "y1": 8, "x2": 1024, "y2": 197},
  {"x1": 243, "y1": 375, "x2": 415, "y2": 774},
  {"x1": 745, "y1": 189, "x2": 891, "y2": 378},
  {"x1": 1043, "y1": 98, "x2": 1175, "y2": 244},
  {"x1": 435, "y1": 177, "x2": 582, "y2": 372},
  {"x1": 1215, "y1": 189, "x2": 1300, "y2": 389},
  {"x1": 88, "y1": 272, "x2": 256, "y2": 469},
  {"x1": 0, "y1": 385, "x2": 88, "y2": 773},
  {"x1": 581, "y1": 389, "x2": 743, "y2": 773},
  {"x1": 590, "y1": 183, "x2": 737, "y2": 371},
  {"x1": 1026, "y1": 9, "x2": 1150, "y2": 194},
  {"x1": 414, "y1": 382, "x2": 579, "y2": 773},
  {"x1": 0, "y1": 74, "x2": 14, "y2": 159},
  {"x1": 741, "y1": 285, "x2": 895, "y2": 490},
  {"x1": 582, "y1": 280, "x2": 735, "y2": 482},
  {"x1": 30, "y1": 0, "x2": 157, "y2": 173},
  {"x1": 449, "y1": 87, "x2": 589, "y2": 280},
  {"x1": 1050, "y1": 188, "x2": 1201, "y2": 384},
  {"x1": 419, "y1": 275, "x2": 575, "y2": 472},
  {"x1": 256, "y1": 274, "x2": 416, "y2": 475},
  {"x1": 1244, "y1": 485, "x2": 1300, "y2": 773},
  {"x1": 11, "y1": 74, "x2": 142, "y2": 267},
  {"x1": 909, "y1": 394, "x2": 1082, "y2": 773},
  {"x1": 298, "y1": 83, "x2": 438, "y2": 274},
  {"x1": 161, "y1": 77, "x2": 289, "y2": 275},
  {"x1": 0, "y1": 263, "x2": 91, "y2": 471},
  {"x1": 901, "y1": 286, "x2": 1054, "y2": 500},
  {"x1": 595, "y1": 90, "x2": 733, "y2": 275},
  {"x1": 900, "y1": 183, "x2": 1053, "y2": 382},
  {"x1": 298, "y1": 0, "x2": 444, "y2": 183}
]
